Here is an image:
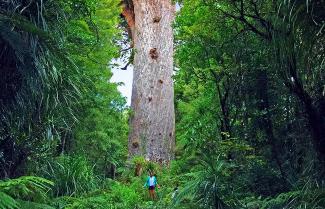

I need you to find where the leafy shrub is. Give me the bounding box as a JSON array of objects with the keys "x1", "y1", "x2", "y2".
[
  {"x1": 110, "y1": 182, "x2": 143, "y2": 208},
  {"x1": 132, "y1": 156, "x2": 147, "y2": 167},
  {"x1": 52, "y1": 193, "x2": 115, "y2": 209},
  {"x1": 51, "y1": 180, "x2": 144, "y2": 209},
  {"x1": 145, "y1": 161, "x2": 159, "y2": 175},
  {"x1": 244, "y1": 181, "x2": 325, "y2": 209}
]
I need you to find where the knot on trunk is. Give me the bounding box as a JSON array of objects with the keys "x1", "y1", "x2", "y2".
[
  {"x1": 149, "y1": 48, "x2": 158, "y2": 60},
  {"x1": 153, "y1": 16, "x2": 161, "y2": 23},
  {"x1": 132, "y1": 141, "x2": 139, "y2": 148}
]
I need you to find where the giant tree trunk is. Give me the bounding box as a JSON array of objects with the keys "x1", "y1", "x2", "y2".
[{"x1": 124, "y1": 0, "x2": 175, "y2": 163}]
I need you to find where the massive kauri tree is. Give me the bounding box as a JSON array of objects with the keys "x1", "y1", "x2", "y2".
[{"x1": 122, "y1": 0, "x2": 175, "y2": 163}]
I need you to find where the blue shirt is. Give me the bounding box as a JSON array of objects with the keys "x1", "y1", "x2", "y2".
[{"x1": 144, "y1": 176, "x2": 157, "y2": 187}]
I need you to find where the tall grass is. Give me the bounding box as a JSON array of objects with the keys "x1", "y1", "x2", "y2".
[{"x1": 39, "y1": 155, "x2": 98, "y2": 197}]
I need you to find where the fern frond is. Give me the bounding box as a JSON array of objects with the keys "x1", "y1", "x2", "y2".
[
  {"x1": 17, "y1": 200, "x2": 55, "y2": 209},
  {"x1": 0, "y1": 192, "x2": 19, "y2": 209},
  {"x1": 0, "y1": 176, "x2": 54, "y2": 202}
]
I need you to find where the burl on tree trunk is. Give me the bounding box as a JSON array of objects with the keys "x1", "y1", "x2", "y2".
[{"x1": 122, "y1": 0, "x2": 175, "y2": 164}]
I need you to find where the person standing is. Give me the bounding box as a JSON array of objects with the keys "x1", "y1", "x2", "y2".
[{"x1": 144, "y1": 171, "x2": 159, "y2": 200}]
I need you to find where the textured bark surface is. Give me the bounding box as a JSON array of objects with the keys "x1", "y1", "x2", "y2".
[{"x1": 127, "y1": 0, "x2": 175, "y2": 163}]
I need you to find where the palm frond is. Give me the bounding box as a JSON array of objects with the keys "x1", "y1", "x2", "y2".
[{"x1": 175, "y1": 157, "x2": 229, "y2": 209}]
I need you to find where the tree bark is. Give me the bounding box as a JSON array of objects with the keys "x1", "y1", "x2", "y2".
[
  {"x1": 125, "y1": 0, "x2": 175, "y2": 163},
  {"x1": 283, "y1": 53, "x2": 325, "y2": 166},
  {"x1": 287, "y1": 79, "x2": 325, "y2": 165}
]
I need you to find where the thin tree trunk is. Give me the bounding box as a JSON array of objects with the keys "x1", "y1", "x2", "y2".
[
  {"x1": 125, "y1": 0, "x2": 175, "y2": 163},
  {"x1": 210, "y1": 70, "x2": 232, "y2": 139},
  {"x1": 257, "y1": 70, "x2": 287, "y2": 180}
]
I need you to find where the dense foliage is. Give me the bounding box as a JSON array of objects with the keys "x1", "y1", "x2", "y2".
[
  {"x1": 0, "y1": 0, "x2": 129, "y2": 207},
  {"x1": 173, "y1": 0, "x2": 325, "y2": 208},
  {"x1": 0, "y1": 0, "x2": 324, "y2": 208}
]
